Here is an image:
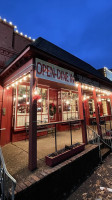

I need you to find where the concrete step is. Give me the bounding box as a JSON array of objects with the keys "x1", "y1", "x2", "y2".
[{"x1": 101, "y1": 147, "x2": 110, "y2": 159}]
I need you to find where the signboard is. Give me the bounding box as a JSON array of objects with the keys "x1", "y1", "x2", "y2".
[
  {"x1": 75, "y1": 74, "x2": 100, "y2": 87},
  {"x1": 35, "y1": 58, "x2": 75, "y2": 86}
]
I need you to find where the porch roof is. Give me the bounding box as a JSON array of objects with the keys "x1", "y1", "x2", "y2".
[
  {"x1": 30, "y1": 37, "x2": 111, "y2": 83},
  {"x1": 1, "y1": 37, "x2": 112, "y2": 85}
]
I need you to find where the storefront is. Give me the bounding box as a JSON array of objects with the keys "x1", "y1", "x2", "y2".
[{"x1": 0, "y1": 37, "x2": 112, "y2": 170}]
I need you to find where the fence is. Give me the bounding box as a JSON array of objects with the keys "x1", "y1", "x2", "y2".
[{"x1": 0, "y1": 145, "x2": 16, "y2": 200}]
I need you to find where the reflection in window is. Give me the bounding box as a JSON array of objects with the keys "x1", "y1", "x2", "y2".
[
  {"x1": 13, "y1": 84, "x2": 30, "y2": 129},
  {"x1": 37, "y1": 87, "x2": 48, "y2": 124},
  {"x1": 89, "y1": 99, "x2": 95, "y2": 117},
  {"x1": 61, "y1": 91, "x2": 79, "y2": 121}
]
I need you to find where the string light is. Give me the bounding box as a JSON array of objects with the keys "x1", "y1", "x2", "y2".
[
  {"x1": 23, "y1": 94, "x2": 26, "y2": 98},
  {"x1": 3, "y1": 18, "x2": 6, "y2": 22},
  {"x1": 34, "y1": 90, "x2": 38, "y2": 95},
  {"x1": 6, "y1": 86, "x2": 9, "y2": 90},
  {"x1": 19, "y1": 79, "x2": 22, "y2": 83},
  {"x1": 5, "y1": 73, "x2": 30, "y2": 89},
  {"x1": 66, "y1": 100, "x2": 70, "y2": 104},
  {"x1": 98, "y1": 98, "x2": 101, "y2": 102},
  {"x1": 0, "y1": 16, "x2": 35, "y2": 42},
  {"x1": 23, "y1": 76, "x2": 27, "y2": 81},
  {"x1": 38, "y1": 99, "x2": 42, "y2": 102}
]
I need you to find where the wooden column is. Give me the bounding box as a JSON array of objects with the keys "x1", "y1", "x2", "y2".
[
  {"x1": 28, "y1": 68, "x2": 37, "y2": 171},
  {"x1": 78, "y1": 83, "x2": 87, "y2": 144},
  {"x1": 78, "y1": 83, "x2": 83, "y2": 120},
  {"x1": 93, "y1": 89, "x2": 102, "y2": 136},
  {"x1": 84, "y1": 99, "x2": 90, "y2": 125}
]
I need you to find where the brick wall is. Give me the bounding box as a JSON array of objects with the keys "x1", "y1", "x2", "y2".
[{"x1": 0, "y1": 20, "x2": 32, "y2": 69}]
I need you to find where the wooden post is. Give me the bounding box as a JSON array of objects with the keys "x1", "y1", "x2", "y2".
[
  {"x1": 54, "y1": 124, "x2": 57, "y2": 152},
  {"x1": 93, "y1": 89, "x2": 102, "y2": 136},
  {"x1": 84, "y1": 99, "x2": 90, "y2": 125},
  {"x1": 78, "y1": 83, "x2": 83, "y2": 120},
  {"x1": 28, "y1": 68, "x2": 37, "y2": 171},
  {"x1": 78, "y1": 83, "x2": 87, "y2": 144}
]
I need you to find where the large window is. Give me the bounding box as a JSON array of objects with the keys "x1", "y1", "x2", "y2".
[
  {"x1": 37, "y1": 87, "x2": 48, "y2": 124},
  {"x1": 13, "y1": 84, "x2": 30, "y2": 130},
  {"x1": 13, "y1": 84, "x2": 49, "y2": 129},
  {"x1": 102, "y1": 99, "x2": 108, "y2": 115},
  {"x1": 89, "y1": 99, "x2": 95, "y2": 117},
  {"x1": 59, "y1": 90, "x2": 79, "y2": 121},
  {"x1": 13, "y1": 84, "x2": 79, "y2": 130}
]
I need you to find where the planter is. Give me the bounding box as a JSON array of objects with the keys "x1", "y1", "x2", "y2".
[{"x1": 45, "y1": 143, "x2": 85, "y2": 167}]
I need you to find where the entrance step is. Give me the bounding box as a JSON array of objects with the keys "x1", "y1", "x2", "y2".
[
  {"x1": 101, "y1": 147, "x2": 110, "y2": 159},
  {"x1": 14, "y1": 145, "x2": 100, "y2": 200}
]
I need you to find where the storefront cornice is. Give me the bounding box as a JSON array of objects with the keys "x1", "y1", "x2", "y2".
[
  {"x1": 30, "y1": 46, "x2": 112, "y2": 89},
  {"x1": 0, "y1": 46, "x2": 31, "y2": 77}
]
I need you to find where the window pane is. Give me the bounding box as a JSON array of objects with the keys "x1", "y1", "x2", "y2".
[{"x1": 18, "y1": 85, "x2": 26, "y2": 104}]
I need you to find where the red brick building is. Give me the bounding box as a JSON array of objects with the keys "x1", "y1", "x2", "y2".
[
  {"x1": 0, "y1": 18, "x2": 112, "y2": 170},
  {"x1": 0, "y1": 18, "x2": 32, "y2": 71}
]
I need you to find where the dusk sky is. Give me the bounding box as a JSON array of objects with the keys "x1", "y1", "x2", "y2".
[{"x1": 0, "y1": 0, "x2": 112, "y2": 70}]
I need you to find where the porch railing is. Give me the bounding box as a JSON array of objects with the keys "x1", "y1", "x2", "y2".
[
  {"x1": 99, "y1": 124, "x2": 112, "y2": 150},
  {"x1": 29, "y1": 119, "x2": 82, "y2": 152},
  {"x1": 87, "y1": 126, "x2": 102, "y2": 160},
  {"x1": 0, "y1": 147, "x2": 16, "y2": 200}
]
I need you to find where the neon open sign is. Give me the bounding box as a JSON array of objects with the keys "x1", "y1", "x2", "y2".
[{"x1": 36, "y1": 58, "x2": 75, "y2": 86}]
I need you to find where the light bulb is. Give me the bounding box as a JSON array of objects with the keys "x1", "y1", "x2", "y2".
[
  {"x1": 9, "y1": 21, "x2": 12, "y2": 25},
  {"x1": 23, "y1": 76, "x2": 26, "y2": 80},
  {"x1": 23, "y1": 94, "x2": 26, "y2": 98}
]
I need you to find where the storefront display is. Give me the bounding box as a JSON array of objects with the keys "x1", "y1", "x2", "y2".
[
  {"x1": 13, "y1": 83, "x2": 30, "y2": 130},
  {"x1": 12, "y1": 81, "x2": 79, "y2": 131}
]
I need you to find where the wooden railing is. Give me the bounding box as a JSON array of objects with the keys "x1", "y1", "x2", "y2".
[
  {"x1": 0, "y1": 147, "x2": 16, "y2": 200},
  {"x1": 26, "y1": 119, "x2": 82, "y2": 152}
]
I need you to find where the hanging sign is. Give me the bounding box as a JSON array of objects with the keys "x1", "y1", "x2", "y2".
[
  {"x1": 75, "y1": 74, "x2": 100, "y2": 87},
  {"x1": 35, "y1": 58, "x2": 75, "y2": 86}
]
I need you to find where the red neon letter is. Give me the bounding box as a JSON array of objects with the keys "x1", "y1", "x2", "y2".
[
  {"x1": 42, "y1": 64, "x2": 47, "y2": 75},
  {"x1": 57, "y1": 69, "x2": 60, "y2": 79},
  {"x1": 37, "y1": 62, "x2": 42, "y2": 74}
]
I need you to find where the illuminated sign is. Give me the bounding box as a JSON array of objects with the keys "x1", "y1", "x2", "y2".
[
  {"x1": 35, "y1": 58, "x2": 75, "y2": 86},
  {"x1": 104, "y1": 67, "x2": 112, "y2": 81}
]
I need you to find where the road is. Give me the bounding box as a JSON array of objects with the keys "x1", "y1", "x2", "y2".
[{"x1": 66, "y1": 153, "x2": 112, "y2": 200}]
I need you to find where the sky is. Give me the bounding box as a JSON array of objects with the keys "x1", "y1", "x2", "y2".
[{"x1": 0, "y1": 0, "x2": 112, "y2": 70}]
